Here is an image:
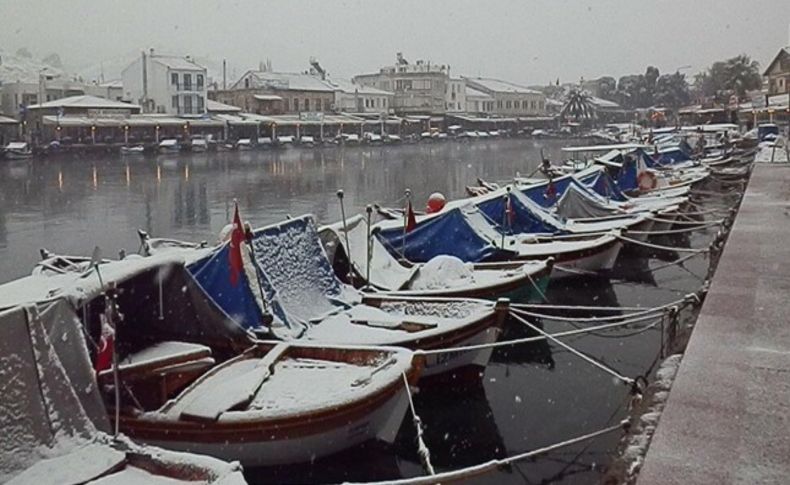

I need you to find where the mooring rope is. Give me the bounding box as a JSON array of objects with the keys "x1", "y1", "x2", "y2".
[
  {"x1": 510, "y1": 312, "x2": 634, "y2": 385},
  {"x1": 510, "y1": 306, "x2": 670, "y2": 325},
  {"x1": 616, "y1": 234, "x2": 711, "y2": 254},
  {"x1": 402, "y1": 372, "x2": 435, "y2": 476},
  {"x1": 415, "y1": 311, "x2": 678, "y2": 357},
  {"x1": 627, "y1": 222, "x2": 721, "y2": 236},
  {"x1": 647, "y1": 215, "x2": 725, "y2": 226},
  {"x1": 511, "y1": 293, "x2": 699, "y2": 312},
  {"x1": 344, "y1": 419, "x2": 630, "y2": 485}
]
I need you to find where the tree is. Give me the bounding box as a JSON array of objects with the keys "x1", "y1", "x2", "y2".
[
  {"x1": 654, "y1": 72, "x2": 691, "y2": 109},
  {"x1": 561, "y1": 89, "x2": 595, "y2": 122},
  {"x1": 597, "y1": 76, "x2": 617, "y2": 101},
  {"x1": 694, "y1": 54, "x2": 762, "y2": 102}
]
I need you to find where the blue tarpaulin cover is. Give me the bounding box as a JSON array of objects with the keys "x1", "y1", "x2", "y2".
[
  {"x1": 475, "y1": 190, "x2": 560, "y2": 235},
  {"x1": 376, "y1": 207, "x2": 515, "y2": 263},
  {"x1": 249, "y1": 215, "x2": 358, "y2": 325},
  {"x1": 188, "y1": 243, "x2": 268, "y2": 331},
  {"x1": 578, "y1": 170, "x2": 628, "y2": 201}
]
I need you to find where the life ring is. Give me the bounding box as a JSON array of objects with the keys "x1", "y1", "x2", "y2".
[{"x1": 637, "y1": 171, "x2": 657, "y2": 191}]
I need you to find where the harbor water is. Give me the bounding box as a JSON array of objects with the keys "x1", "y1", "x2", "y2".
[{"x1": 0, "y1": 138, "x2": 716, "y2": 483}]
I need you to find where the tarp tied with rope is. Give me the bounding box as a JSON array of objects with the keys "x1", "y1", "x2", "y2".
[
  {"x1": 475, "y1": 191, "x2": 559, "y2": 235},
  {"x1": 375, "y1": 208, "x2": 515, "y2": 263}
]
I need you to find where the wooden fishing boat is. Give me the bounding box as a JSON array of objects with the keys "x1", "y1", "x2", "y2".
[
  {"x1": 0, "y1": 253, "x2": 423, "y2": 468},
  {"x1": 3, "y1": 141, "x2": 33, "y2": 159},
  {"x1": 120, "y1": 145, "x2": 145, "y2": 155},
  {"x1": 319, "y1": 214, "x2": 553, "y2": 301},
  {"x1": 106, "y1": 341, "x2": 420, "y2": 467},
  {"x1": 158, "y1": 138, "x2": 181, "y2": 153},
  {"x1": 374, "y1": 206, "x2": 623, "y2": 279},
  {"x1": 0, "y1": 302, "x2": 248, "y2": 485},
  {"x1": 142, "y1": 215, "x2": 512, "y2": 379}
]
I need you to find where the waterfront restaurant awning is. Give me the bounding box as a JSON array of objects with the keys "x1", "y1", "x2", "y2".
[
  {"x1": 213, "y1": 114, "x2": 259, "y2": 126},
  {"x1": 0, "y1": 115, "x2": 18, "y2": 124},
  {"x1": 253, "y1": 94, "x2": 284, "y2": 101},
  {"x1": 241, "y1": 113, "x2": 364, "y2": 126},
  {"x1": 42, "y1": 115, "x2": 225, "y2": 128}
]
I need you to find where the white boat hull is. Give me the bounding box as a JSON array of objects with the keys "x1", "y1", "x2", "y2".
[
  {"x1": 551, "y1": 240, "x2": 622, "y2": 279},
  {"x1": 421, "y1": 325, "x2": 501, "y2": 378},
  {"x1": 141, "y1": 386, "x2": 411, "y2": 467}
]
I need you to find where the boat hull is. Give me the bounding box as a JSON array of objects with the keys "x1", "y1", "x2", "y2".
[
  {"x1": 543, "y1": 238, "x2": 622, "y2": 279},
  {"x1": 126, "y1": 380, "x2": 411, "y2": 467}
]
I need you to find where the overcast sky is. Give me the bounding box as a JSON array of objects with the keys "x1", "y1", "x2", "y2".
[{"x1": 1, "y1": 0, "x2": 789, "y2": 84}]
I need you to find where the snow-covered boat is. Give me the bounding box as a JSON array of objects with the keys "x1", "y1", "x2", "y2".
[
  {"x1": 363, "y1": 132, "x2": 383, "y2": 143},
  {"x1": 145, "y1": 216, "x2": 510, "y2": 379},
  {"x1": 257, "y1": 136, "x2": 274, "y2": 148},
  {"x1": 0, "y1": 302, "x2": 248, "y2": 484},
  {"x1": 120, "y1": 145, "x2": 145, "y2": 155},
  {"x1": 319, "y1": 214, "x2": 553, "y2": 301},
  {"x1": 3, "y1": 141, "x2": 32, "y2": 159},
  {"x1": 158, "y1": 138, "x2": 181, "y2": 153},
  {"x1": 276, "y1": 135, "x2": 294, "y2": 147},
  {"x1": 190, "y1": 137, "x2": 209, "y2": 153},
  {"x1": 342, "y1": 133, "x2": 361, "y2": 144},
  {"x1": 384, "y1": 134, "x2": 402, "y2": 143},
  {"x1": 374, "y1": 206, "x2": 623, "y2": 279},
  {"x1": 299, "y1": 135, "x2": 315, "y2": 147},
  {"x1": 0, "y1": 253, "x2": 422, "y2": 468},
  {"x1": 236, "y1": 138, "x2": 253, "y2": 150}
]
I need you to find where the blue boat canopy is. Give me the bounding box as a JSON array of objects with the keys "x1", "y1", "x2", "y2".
[{"x1": 375, "y1": 207, "x2": 516, "y2": 263}]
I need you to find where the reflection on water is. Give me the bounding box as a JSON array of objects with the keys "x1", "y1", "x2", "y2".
[
  {"x1": 0, "y1": 139, "x2": 719, "y2": 484},
  {"x1": 0, "y1": 139, "x2": 569, "y2": 283}
]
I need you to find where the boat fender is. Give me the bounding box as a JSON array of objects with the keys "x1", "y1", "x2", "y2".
[{"x1": 637, "y1": 171, "x2": 657, "y2": 191}]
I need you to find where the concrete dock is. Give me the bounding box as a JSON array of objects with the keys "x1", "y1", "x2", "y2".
[{"x1": 638, "y1": 164, "x2": 790, "y2": 484}]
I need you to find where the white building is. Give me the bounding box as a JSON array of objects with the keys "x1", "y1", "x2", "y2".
[
  {"x1": 445, "y1": 78, "x2": 466, "y2": 112},
  {"x1": 463, "y1": 77, "x2": 546, "y2": 117},
  {"x1": 354, "y1": 54, "x2": 450, "y2": 115},
  {"x1": 122, "y1": 51, "x2": 208, "y2": 116},
  {"x1": 465, "y1": 86, "x2": 495, "y2": 114},
  {"x1": 328, "y1": 78, "x2": 393, "y2": 114}
]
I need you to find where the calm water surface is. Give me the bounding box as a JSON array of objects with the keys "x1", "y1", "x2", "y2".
[{"x1": 0, "y1": 139, "x2": 720, "y2": 484}]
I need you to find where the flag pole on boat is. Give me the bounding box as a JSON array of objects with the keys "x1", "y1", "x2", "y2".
[
  {"x1": 502, "y1": 186, "x2": 511, "y2": 249},
  {"x1": 336, "y1": 189, "x2": 354, "y2": 285},
  {"x1": 365, "y1": 204, "x2": 373, "y2": 291},
  {"x1": 402, "y1": 189, "x2": 411, "y2": 261}
]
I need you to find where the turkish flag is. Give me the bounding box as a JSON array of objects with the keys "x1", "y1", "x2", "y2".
[
  {"x1": 506, "y1": 194, "x2": 516, "y2": 225},
  {"x1": 229, "y1": 202, "x2": 245, "y2": 287},
  {"x1": 405, "y1": 200, "x2": 417, "y2": 233},
  {"x1": 545, "y1": 180, "x2": 557, "y2": 201},
  {"x1": 95, "y1": 318, "x2": 115, "y2": 373}
]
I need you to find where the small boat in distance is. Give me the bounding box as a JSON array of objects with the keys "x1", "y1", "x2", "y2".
[
  {"x1": 120, "y1": 145, "x2": 145, "y2": 155},
  {"x1": 3, "y1": 141, "x2": 33, "y2": 159},
  {"x1": 158, "y1": 138, "x2": 181, "y2": 153},
  {"x1": 190, "y1": 136, "x2": 209, "y2": 152}
]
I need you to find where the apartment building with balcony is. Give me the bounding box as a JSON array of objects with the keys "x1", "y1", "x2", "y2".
[
  {"x1": 463, "y1": 77, "x2": 547, "y2": 117},
  {"x1": 353, "y1": 54, "x2": 450, "y2": 115},
  {"x1": 122, "y1": 50, "x2": 208, "y2": 116}
]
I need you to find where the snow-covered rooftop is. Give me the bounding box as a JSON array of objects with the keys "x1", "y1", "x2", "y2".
[
  {"x1": 326, "y1": 78, "x2": 393, "y2": 96},
  {"x1": 236, "y1": 71, "x2": 335, "y2": 92},
  {"x1": 465, "y1": 86, "x2": 493, "y2": 99},
  {"x1": 464, "y1": 77, "x2": 542, "y2": 95},
  {"x1": 150, "y1": 55, "x2": 206, "y2": 71},
  {"x1": 588, "y1": 96, "x2": 621, "y2": 109},
  {"x1": 27, "y1": 94, "x2": 141, "y2": 111},
  {"x1": 206, "y1": 99, "x2": 242, "y2": 113}
]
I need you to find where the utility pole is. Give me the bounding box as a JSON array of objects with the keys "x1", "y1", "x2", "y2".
[{"x1": 223, "y1": 59, "x2": 227, "y2": 90}]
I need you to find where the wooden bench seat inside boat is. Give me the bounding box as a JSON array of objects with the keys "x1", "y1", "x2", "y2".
[{"x1": 98, "y1": 341, "x2": 217, "y2": 410}]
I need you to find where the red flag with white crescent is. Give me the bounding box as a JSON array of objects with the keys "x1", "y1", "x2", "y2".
[
  {"x1": 229, "y1": 202, "x2": 244, "y2": 287},
  {"x1": 405, "y1": 199, "x2": 417, "y2": 233},
  {"x1": 506, "y1": 194, "x2": 515, "y2": 225},
  {"x1": 94, "y1": 317, "x2": 115, "y2": 373}
]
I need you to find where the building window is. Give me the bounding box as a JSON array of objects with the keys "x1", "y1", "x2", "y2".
[
  {"x1": 293, "y1": 98, "x2": 299, "y2": 111},
  {"x1": 304, "y1": 98, "x2": 310, "y2": 111},
  {"x1": 497, "y1": 100, "x2": 502, "y2": 109},
  {"x1": 183, "y1": 73, "x2": 192, "y2": 90},
  {"x1": 171, "y1": 73, "x2": 178, "y2": 86},
  {"x1": 506, "y1": 100, "x2": 511, "y2": 109},
  {"x1": 197, "y1": 74, "x2": 204, "y2": 90},
  {"x1": 172, "y1": 95, "x2": 179, "y2": 110},
  {"x1": 315, "y1": 98, "x2": 321, "y2": 111},
  {"x1": 183, "y1": 95, "x2": 192, "y2": 114},
  {"x1": 283, "y1": 98, "x2": 289, "y2": 111},
  {"x1": 244, "y1": 78, "x2": 250, "y2": 89},
  {"x1": 197, "y1": 96, "x2": 204, "y2": 113}
]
